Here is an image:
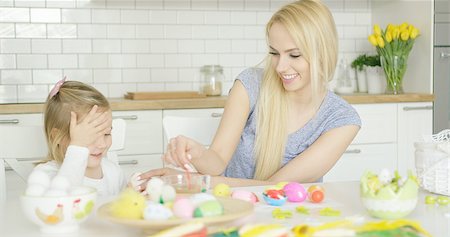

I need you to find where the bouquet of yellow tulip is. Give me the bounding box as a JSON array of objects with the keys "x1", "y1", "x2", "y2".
[{"x1": 368, "y1": 23, "x2": 420, "y2": 94}]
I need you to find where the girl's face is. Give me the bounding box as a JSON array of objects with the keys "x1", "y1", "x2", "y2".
[
  {"x1": 86, "y1": 110, "x2": 112, "y2": 169},
  {"x1": 268, "y1": 22, "x2": 311, "y2": 93}
]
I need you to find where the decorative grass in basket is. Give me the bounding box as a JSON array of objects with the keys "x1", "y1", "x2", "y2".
[{"x1": 415, "y1": 129, "x2": 450, "y2": 196}]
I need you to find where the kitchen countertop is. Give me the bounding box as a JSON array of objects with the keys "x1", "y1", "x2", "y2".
[
  {"x1": 1, "y1": 181, "x2": 448, "y2": 237},
  {"x1": 0, "y1": 93, "x2": 434, "y2": 114}
]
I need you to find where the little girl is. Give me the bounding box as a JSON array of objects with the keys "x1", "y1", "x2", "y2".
[{"x1": 33, "y1": 78, "x2": 127, "y2": 196}]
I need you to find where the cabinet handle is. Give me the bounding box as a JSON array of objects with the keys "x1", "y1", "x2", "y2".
[
  {"x1": 344, "y1": 149, "x2": 361, "y2": 154},
  {"x1": 119, "y1": 160, "x2": 138, "y2": 165},
  {"x1": 113, "y1": 115, "x2": 138, "y2": 120},
  {"x1": 440, "y1": 52, "x2": 450, "y2": 58},
  {"x1": 403, "y1": 106, "x2": 432, "y2": 111},
  {"x1": 211, "y1": 112, "x2": 222, "y2": 117},
  {"x1": 0, "y1": 119, "x2": 19, "y2": 124}
]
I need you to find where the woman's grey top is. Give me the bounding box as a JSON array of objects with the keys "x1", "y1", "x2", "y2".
[{"x1": 224, "y1": 67, "x2": 362, "y2": 180}]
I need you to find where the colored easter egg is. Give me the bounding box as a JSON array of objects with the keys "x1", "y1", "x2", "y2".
[
  {"x1": 193, "y1": 200, "x2": 223, "y2": 218},
  {"x1": 213, "y1": 183, "x2": 231, "y2": 197},
  {"x1": 231, "y1": 190, "x2": 259, "y2": 203},
  {"x1": 275, "y1": 182, "x2": 289, "y2": 190},
  {"x1": 173, "y1": 198, "x2": 195, "y2": 219},
  {"x1": 307, "y1": 185, "x2": 325, "y2": 203},
  {"x1": 143, "y1": 202, "x2": 173, "y2": 220},
  {"x1": 283, "y1": 182, "x2": 307, "y2": 202},
  {"x1": 262, "y1": 193, "x2": 287, "y2": 206}
]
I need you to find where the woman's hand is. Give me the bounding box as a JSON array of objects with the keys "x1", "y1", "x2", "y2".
[
  {"x1": 163, "y1": 135, "x2": 206, "y2": 170},
  {"x1": 69, "y1": 105, "x2": 112, "y2": 148}
]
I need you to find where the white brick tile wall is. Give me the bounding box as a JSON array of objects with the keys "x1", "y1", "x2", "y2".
[
  {"x1": 33, "y1": 70, "x2": 62, "y2": 84},
  {"x1": 0, "y1": 85, "x2": 17, "y2": 103},
  {"x1": 31, "y1": 9, "x2": 61, "y2": 23},
  {"x1": 63, "y1": 69, "x2": 92, "y2": 83},
  {"x1": 0, "y1": 54, "x2": 16, "y2": 69},
  {"x1": 0, "y1": 0, "x2": 372, "y2": 102},
  {"x1": 0, "y1": 23, "x2": 15, "y2": 38},
  {"x1": 62, "y1": 9, "x2": 91, "y2": 23},
  {"x1": 48, "y1": 54, "x2": 77, "y2": 68},
  {"x1": 1, "y1": 39, "x2": 30, "y2": 53},
  {"x1": 63, "y1": 39, "x2": 91, "y2": 53},
  {"x1": 1, "y1": 69, "x2": 31, "y2": 84},
  {"x1": 16, "y1": 24, "x2": 46, "y2": 38},
  {"x1": 32, "y1": 39, "x2": 61, "y2": 53},
  {"x1": 17, "y1": 54, "x2": 46, "y2": 69}
]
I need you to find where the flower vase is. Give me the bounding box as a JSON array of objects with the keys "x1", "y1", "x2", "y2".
[{"x1": 381, "y1": 55, "x2": 407, "y2": 94}]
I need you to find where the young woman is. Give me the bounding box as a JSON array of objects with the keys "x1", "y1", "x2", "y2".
[
  {"x1": 33, "y1": 79, "x2": 127, "y2": 195},
  {"x1": 141, "y1": 0, "x2": 361, "y2": 187}
]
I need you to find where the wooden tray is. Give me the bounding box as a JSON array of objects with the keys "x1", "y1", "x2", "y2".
[
  {"x1": 125, "y1": 91, "x2": 206, "y2": 100},
  {"x1": 97, "y1": 196, "x2": 254, "y2": 234}
]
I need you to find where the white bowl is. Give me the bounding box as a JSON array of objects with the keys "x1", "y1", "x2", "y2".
[{"x1": 21, "y1": 186, "x2": 97, "y2": 234}]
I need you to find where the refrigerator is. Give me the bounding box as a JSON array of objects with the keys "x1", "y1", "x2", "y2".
[{"x1": 433, "y1": 0, "x2": 450, "y2": 133}]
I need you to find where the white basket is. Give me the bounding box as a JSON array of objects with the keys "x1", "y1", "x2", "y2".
[{"x1": 415, "y1": 129, "x2": 450, "y2": 196}]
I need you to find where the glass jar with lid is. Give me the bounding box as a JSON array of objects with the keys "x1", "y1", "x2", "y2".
[{"x1": 199, "y1": 65, "x2": 224, "y2": 96}]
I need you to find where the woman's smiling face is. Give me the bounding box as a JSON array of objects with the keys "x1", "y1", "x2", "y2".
[{"x1": 268, "y1": 22, "x2": 311, "y2": 93}]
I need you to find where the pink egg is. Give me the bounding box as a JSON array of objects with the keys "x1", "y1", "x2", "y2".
[
  {"x1": 172, "y1": 198, "x2": 195, "y2": 219},
  {"x1": 283, "y1": 182, "x2": 307, "y2": 202},
  {"x1": 231, "y1": 190, "x2": 259, "y2": 203}
]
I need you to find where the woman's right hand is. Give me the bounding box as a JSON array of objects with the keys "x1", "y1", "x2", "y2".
[{"x1": 163, "y1": 135, "x2": 206, "y2": 170}]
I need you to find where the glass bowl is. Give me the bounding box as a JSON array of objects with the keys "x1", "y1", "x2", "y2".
[{"x1": 161, "y1": 174, "x2": 210, "y2": 194}]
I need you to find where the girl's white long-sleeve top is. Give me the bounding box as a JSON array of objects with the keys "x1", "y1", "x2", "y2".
[{"x1": 33, "y1": 145, "x2": 127, "y2": 196}]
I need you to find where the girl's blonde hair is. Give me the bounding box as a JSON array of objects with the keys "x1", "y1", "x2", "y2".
[
  {"x1": 43, "y1": 81, "x2": 110, "y2": 164},
  {"x1": 253, "y1": 0, "x2": 338, "y2": 180}
]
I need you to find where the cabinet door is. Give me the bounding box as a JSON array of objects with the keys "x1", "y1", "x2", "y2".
[
  {"x1": 0, "y1": 113, "x2": 43, "y2": 125},
  {"x1": 324, "y1": 144, "x2": 397, "y2": 182},
  {"x1": 118, "y1": 154, "x2": 163, "y2": 179},
  {"x1": 162, "y1": 108, "x2": 224, "y2": 150},
  {"x1": 112, "y1": 110, "x2": 163, "y2": 156},
  {"x1": 397, "y1": 102, "x2": 433, "y2": 176},
  {"x1": 351, "y1": 104, "x2": 397, "y2": 144}
]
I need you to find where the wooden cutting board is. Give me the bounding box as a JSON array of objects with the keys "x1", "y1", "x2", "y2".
[{"x1": 125, "y1": 91, "x2": 207, "y2": 100}]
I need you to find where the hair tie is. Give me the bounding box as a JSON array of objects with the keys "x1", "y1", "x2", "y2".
[{"x1": 49, "y1": 76, "x2": 66, "y2": 98}]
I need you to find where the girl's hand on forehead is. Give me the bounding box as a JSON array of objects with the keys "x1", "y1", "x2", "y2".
[{"x1": 69, "y1": 105, "x2": 112, "y2": 148}]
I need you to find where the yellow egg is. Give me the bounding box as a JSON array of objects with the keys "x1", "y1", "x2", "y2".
[
  {"x1": 275, "y1": 182, "x2": 288, "y2": 189},
  {"x1": 213, "y1": 183, "x2": 231, "y2": 197}
]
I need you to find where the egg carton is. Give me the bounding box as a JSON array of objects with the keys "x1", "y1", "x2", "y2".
[{"x1": 416, "y1": 129, "x2": 450, "y2": 196}]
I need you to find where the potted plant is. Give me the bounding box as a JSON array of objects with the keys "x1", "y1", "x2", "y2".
[{"x1": 351, "y1": 54, "x2": 383, "y2": 94}]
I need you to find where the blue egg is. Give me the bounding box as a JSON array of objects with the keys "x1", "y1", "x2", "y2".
[{"x1": 262, "y1": 194, "x2": 287, "y2": 206}]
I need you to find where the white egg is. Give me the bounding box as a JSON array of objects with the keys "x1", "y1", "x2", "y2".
[
  {"x1": 69, "y1": 186, "x2": 91, "y2": 196},
  {"x1": 27, "y1": 170, "x2": 50, "y2": 188},
  {"x1": 147, "y1": 177, "x2": 164, "y2": 202},
  {"x1": 190, "y1": 193, "x2": 216, "y2": 206},
  {"x1": 143, "y1": 202, "x2": 173, "y2": 220},
  {"x1": 50, "y1": 175, "x2": 71, "y2": 191},
  {"x1": 45, "y1": 189, "x2": 68, "y2": 197},
  {"x1": 160, "y1": 185, "x2": 176, "y2": 203},
  {"x1": 25, "y1": 184, "x2": 47, "y2": 196}
]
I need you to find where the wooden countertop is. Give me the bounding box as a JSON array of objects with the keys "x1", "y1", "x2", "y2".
[{"x1": 0, "y1": 93, "x2": 434, "y2": 114}]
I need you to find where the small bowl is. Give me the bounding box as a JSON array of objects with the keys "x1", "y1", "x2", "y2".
[
  {"x1": 360, "y1": 173, "x2": 419, "y2": 219},
  {"x1": 161, "y1": 174, "x2": 210, "y2": 194},
  {"x1": 21, "y1": 186, "x2": 97, "y2": 234}
]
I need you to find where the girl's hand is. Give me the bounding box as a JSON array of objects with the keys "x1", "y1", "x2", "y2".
[
  {"x1": 163, "y1": 135, "x2": 206, "y2": 170},
  {"x1": 69, "y1": 105, "x2": 112, "y2": 147},
  {"x1": 137, "y1": 167, "x2": 186, "y2": 191}
]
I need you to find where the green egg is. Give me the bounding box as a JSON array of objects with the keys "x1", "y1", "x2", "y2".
[{"x1": 193, "y1": 200, "x2": 223, "y2": 218}]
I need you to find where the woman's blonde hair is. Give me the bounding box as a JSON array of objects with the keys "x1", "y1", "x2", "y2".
[
  {"x1": 43, "y1": 81, "x2": 110, "y2": 164},
  {"x1": 253, "y1": 0, "x2": 338, "y2": 180}
]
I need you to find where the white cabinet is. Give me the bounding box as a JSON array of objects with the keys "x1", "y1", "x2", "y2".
[
  {"x1": 112, "y1": 110, "x2": 164, "y2": 177},
  {"x1": 162, "y1": 108, "x2": 224, "y2": 150},
  {"x1": 397, "y1": 102, "x2": 433, "y2": 176},
  {"x1": 324, "y1": 104, "x2": 398, "y2": 182}
]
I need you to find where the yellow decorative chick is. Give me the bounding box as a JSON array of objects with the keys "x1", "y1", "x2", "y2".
[{"x1": 110, "y1": 188, "x2": 146, "y2": 219}]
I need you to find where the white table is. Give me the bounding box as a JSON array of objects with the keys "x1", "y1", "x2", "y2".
[{"x1": 1, "y1": 181, "x2": 449, "y2": 237}]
